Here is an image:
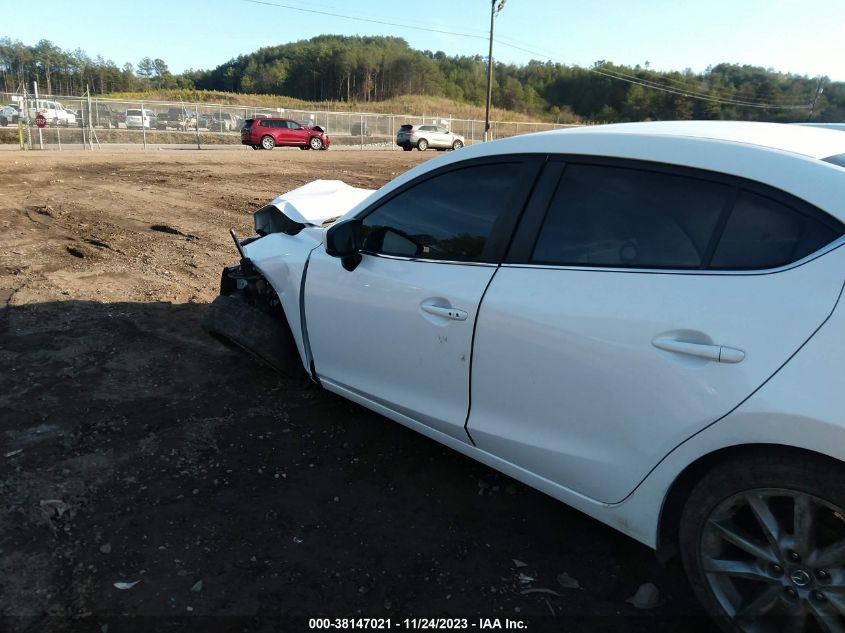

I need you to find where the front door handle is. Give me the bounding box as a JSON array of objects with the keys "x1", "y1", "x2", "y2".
[
  {"x1": 652, "y1": 337, "x2": 745, "y2": 364},
  {"x1": 421, "y1": 304, "x2": 468, "y2": 321}
]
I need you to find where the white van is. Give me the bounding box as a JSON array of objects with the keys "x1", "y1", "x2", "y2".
[{"x1": 22, "y1": 99, "x2": 77, "y2": 127}]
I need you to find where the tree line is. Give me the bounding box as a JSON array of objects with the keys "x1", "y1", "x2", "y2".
[{"x1": 2, "y1": 35, "x2": 843, "y2": 123}]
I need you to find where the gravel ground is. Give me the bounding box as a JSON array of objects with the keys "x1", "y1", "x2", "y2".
[{"x1": 0, "y1": 149, "x2": 715, "y2": 632}]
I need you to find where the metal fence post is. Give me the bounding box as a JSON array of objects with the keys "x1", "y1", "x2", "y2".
[
  {"x1": 34, "y1": 81, "x2": 43, "y2": 150},
  {"x1": 80, "y1": 97, "x2": 87, "y2": 149},
  {"x1": 195, "y1": 102, "x2": 201, "y2": 149},
  {"x1": 141, "y1": 102, "x2": 147, "y2": 150}
]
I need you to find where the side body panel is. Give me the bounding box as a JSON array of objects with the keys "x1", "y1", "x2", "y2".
[
  {"x1": 322, "y1": 269, "x2": 845, "y2": 548},
  {"x1": 467, "y1": 245, "x2": 845, "y2": 504},
  {"x1": 618, "y1": 276, "x2": 845, "y2": 546},
  {"x1": 304, "y1": 249, "x2": 495, "y2": 442}
]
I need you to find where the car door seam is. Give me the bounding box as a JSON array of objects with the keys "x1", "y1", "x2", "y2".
[
  {"x1": 463, "y1": 265, "x2": 502, "y2": 446},
  {"x1": 299, "y1": 245, "x2": 321, "y2": 384}
]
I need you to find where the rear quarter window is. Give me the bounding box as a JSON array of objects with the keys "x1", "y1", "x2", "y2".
[
  {"x1": 824, "y1": 153, "x2": 845, "y2": 169},
  {"x1": 710, "y1": 191, "x2": 842, "y2": 269}
]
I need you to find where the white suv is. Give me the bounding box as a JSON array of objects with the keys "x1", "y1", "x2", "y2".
[
  {"x1": 205, "y1": 122, "x2": 845, "y2": 632},
  {"x1": 124, "y1": 108, "x2": 156, "y2": 129},
  {"x1": 396, "y1": 124, "x2": 465, "y2": 151}
]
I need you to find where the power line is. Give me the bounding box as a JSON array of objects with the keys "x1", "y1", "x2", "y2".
[
  {"x1": 493, "y1": 39, "x2": 811, "y2": 110},
  {"x1": 242, "y1": 0, "x2": 488, "y2": 42},
  {"x1": 241, "y1": 0, "x2": 814, "y2": 112}
]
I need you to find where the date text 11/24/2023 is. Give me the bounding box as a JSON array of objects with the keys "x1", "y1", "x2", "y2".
[{"x1": 308, "y1": 618, "x2": 527, "y2": 630}]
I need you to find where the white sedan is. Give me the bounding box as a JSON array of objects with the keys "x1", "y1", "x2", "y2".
[{"x1": 204, "y1": 121, "x2": 845, "y2": 632}]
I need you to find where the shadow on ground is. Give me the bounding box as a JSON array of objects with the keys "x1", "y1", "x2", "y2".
[{"x1": 0, "y1": 300, "x2": 714, "y2": 632}]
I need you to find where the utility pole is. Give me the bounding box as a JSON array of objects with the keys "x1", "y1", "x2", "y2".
[
  {"x1": 484, "y1": 0, "x2": 505, "y2": 142},
  {"x1": 806, "y1": 77, "x2": 825, "y2": 122}
]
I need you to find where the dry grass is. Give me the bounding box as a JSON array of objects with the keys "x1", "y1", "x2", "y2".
[{"x1": 102, "y1": 90, "x2": 567, "y2": 123}]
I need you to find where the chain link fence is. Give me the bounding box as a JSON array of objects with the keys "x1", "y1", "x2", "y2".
[{"x1": 0, "y1": 91, "x2": 578, "y2": 150}]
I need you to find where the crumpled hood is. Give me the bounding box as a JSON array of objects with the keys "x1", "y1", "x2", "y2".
[{"x1": 269, "y1": 180, "x2": 375, "y2": 226}]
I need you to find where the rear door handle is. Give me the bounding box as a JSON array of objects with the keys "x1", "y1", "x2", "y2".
[
  {"x1": 421, "y1": 304, "x2": 468, "y2": 321},
  {"x1": 652, "y1": 337, "x2": 745, "y2": 364}
]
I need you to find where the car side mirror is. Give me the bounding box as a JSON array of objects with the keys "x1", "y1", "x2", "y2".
[{"x1": 325, "y1": 219, "x2": 363, "y2": 271}]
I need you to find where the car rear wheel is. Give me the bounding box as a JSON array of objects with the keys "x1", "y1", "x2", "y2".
[
  {"x1": 309, "y1": 136, "x2": 323, "y2": 150},
  {"x1": 452, "y1": 139, "x2": 464, "y2": 150},
  {"x1": 417, "y1": 138, "x2": 428, "y2": 151},
  {"x1": 680, "y1": 451, "x2": 845, "y2": 633},
  {"x1": 261, "y1": 135, "x2": 275, "y2": 150}
]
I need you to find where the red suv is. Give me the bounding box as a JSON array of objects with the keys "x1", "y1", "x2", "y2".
[{"x1": 241, "y1": 118, "x2": 330, "y2": 151}]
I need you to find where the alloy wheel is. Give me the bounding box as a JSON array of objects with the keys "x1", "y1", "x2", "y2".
[{"x1": 700, "y1": 488, "x2": 845, "y2": 632}]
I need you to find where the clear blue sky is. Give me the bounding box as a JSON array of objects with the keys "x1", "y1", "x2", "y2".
[{"x1": 6, "y1": 0, "x2": 845, "y2": 80}]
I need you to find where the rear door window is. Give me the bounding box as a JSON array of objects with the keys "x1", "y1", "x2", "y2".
[{"x1": 531, "y1": 164, "x2": 729, "y2": 268}]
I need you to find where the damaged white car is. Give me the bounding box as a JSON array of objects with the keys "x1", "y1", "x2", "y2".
[{"x1": 204, "y1": 121, "x2": 845, "y2": 632}]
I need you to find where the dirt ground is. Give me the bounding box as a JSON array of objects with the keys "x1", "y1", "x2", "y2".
[{"x1": 0, "y1": 149, "x2": 713, "y2": 632}]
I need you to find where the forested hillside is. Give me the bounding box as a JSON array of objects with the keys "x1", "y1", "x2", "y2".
[{"x1": 2, "y1": 34, "x2": 843, "y2": 123}]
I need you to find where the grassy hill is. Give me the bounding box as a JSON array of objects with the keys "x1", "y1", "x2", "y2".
[{"x1": 101, "y1": 90, "x2": 571, "y2": 123}]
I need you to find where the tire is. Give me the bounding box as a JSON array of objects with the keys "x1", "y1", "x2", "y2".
[
  {"x1": 309, "y1": 136, "x2": 323, "y2": 150},
  {"x1": 251, "y1": 145, "x2": 262, "y2": 150},
  {"x1": 402, "y1": 146, "x2": 412, "y2": 152},
  {"x1": 299, "y1": 145, "x2": 308, "y2": 150},
  {"x1": 679, "y1": 450, "x2": 845, "y2": 633},
  {"x1": 201, "y1": 294, "x2": 299, "y2": 376},
  {"x1": 417, "y1": 138, "x2": 428, "y2": 151},
  {"x1": 452, "y1": 139, "x2": 464, "y2": 150},
  {"x1": 261, "y1": 135, "x2": 275, "y2": 150}
]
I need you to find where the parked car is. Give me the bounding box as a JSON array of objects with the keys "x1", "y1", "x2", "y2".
[
  {"x1": 350, "y1": 121, "x2": 371, "y2": 136},
  {"x1": 204, "y1": 121, "x2": 845, "y2": 632},
  {"x1": 396, "y1": 124, "x2": 464, "y2": 151},
  {"x1": 240, "y1": 117, "x2": 329, "y2": 150},
  {"x1": 197, "y1": 114, "x2": 214, "y2": 130},
  {"x1": 155, "y1": 107, "x2": 196, "y2": 131},
  {"x1": 124, "y1": 108, "x2": 156, "y2": 129},
  {"x1": 76, "y1": 103, "x2": 120, "y2": 129},
  {"x1": 20, "y1": 99, "x2": 77, "y2": 127},
  {"x1": 208, "y1": 112, "x2": 240, "y2": 132},
  {"x1": 0, "y1": 104, "x2": 20, "y2": 126}
]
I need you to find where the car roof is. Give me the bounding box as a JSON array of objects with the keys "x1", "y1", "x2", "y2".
[
  {"x1": 363, "y1": 121, "x2": 845, "y2": 225},
  {"x1": 553, "y1": 121, "x2": 845, "y2": 160}
]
